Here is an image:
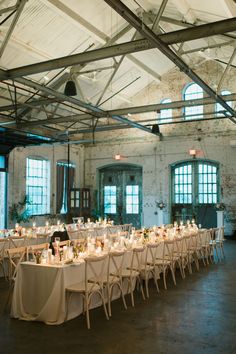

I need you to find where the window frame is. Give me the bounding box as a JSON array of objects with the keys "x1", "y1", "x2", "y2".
[
  {"x1": 104, "y1": 185, "x2": 117, "y2": 215},
  {"x1": 172, "y1": 160, "x2": 219, "y2": 206},
  {"x1": 183, "y1": 82, "x2": 204, "y2": 120},
  {"x1": 215, "y1": 90, "x2": 232, "y2": 117},
  {"x1": 126, "y1": 185, "x2": 139, "y2": 214},
  {"x1": 159, "y1": 98, "x2": 172, "y2": 123},
  {"x1": 26, "y1": 156, "x2": 50, "y2": 216}
]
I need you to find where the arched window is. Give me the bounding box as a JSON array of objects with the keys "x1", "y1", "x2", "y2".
[
  {"x1": 216, "y1": 90, "x2": 232, "y2": 117},
  {"x1": 183, "y1": 83, "x2": 203, "y2": 120},
  {"x1": 26, "y1": 156, "x2": 50, "y2": 215},
  {"x1": 172, "y1": 161, "x2": 218, "y2": 205},
  {"x1": 159, "y1": 98, "x2": 172, "y2": 123},
  {"x1": 171, "y1": 160, "x2": 219, "y2": 227}
]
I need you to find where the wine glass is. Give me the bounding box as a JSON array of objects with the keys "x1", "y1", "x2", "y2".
[{"x1": 54, "y1": 237, "x2": 60, "y2": 257}]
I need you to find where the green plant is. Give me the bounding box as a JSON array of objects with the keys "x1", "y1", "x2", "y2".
[{"x1": 9, "y1": 195, "x2": 32, "y2": 223}]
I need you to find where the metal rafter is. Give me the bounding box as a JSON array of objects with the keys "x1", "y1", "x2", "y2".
[
  {"x1": 4, "y1": 76, "x2": 157, "y2": 135},
  {"x1": 0, "y1": 0, "x2": 27, "y2": 57},
  {"x1": 104, "y1": 0, "x2": 236, "y2": 123},
  {"x1": 0, "y1": 17, "x2": 236, "y2": 80},
  {"x1": 11, "y1": 24, "x2": 133, "y2": 121},
  {"x1": 15, "y1": 93, "x2": 236, "y2": 128}
]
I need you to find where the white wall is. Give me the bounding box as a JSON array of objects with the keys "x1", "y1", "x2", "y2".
[
  {"x1": 7, "y1": 144, "x2": 83, "y2": 227},
  {"x1": 5, "y1": 60, "x2": 236, "y2": 236}
]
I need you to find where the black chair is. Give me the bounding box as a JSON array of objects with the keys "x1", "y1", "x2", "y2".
[{"x1": 50, "y1": 230, "x2": 69, "y2": 255}]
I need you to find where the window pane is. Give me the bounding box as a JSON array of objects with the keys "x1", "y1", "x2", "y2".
[
  {"x1": 173, "y1": 163, "x2": 192, "y2": 204},
  {"x1": 104, "y1": 185, "x2": 116, "y2": 214},
  {"x1": 26, "y1": 157, "x2": 50, "y2": 216},
  {"x1": 198, "y1": 163, "x2": 218, "y2": 205},
  {"x1": 184, "y1": 83, "x2": 203, "y2": 119},
  {"x1": 126, "y1": 185, "x2": 139, "y2": 214},
  {"x1": 216, "y1": 90, "x2": 232, "y2": 117},
  {"x1": 159, "y1": 98, "x2": 172, "y2": 123}
]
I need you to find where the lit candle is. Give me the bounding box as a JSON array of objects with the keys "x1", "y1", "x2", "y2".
[
  {"x1": 15, "y1": 223, "x2": 19, "y2": 229},
  {"x1": 33, "y1": 222, "x2": 36, "y2": 228},
  {"x1": 45, "y1": 221, "x2": 49, "y2": 227},
  {"x1": 87, "y1": 218, "x2": 90, "y2": 223},
  {"x1": 57, "y1": 220, "x2": 60, "y2": 226}
]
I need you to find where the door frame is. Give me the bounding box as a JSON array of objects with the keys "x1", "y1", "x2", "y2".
[
  {"x1": 97, "y1": 163, "x2": 143, "y2": 227},
  {"x1": 170, "y1": 158, "x2": 220, "y2": 226},
  {"x1": 0, "y1": 155, "x2": 8, "y2": 228}
]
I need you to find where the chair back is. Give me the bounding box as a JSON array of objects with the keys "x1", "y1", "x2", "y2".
[
  {"x1": 130, "y1": 247, "x2": 145, "y2": 274},
  {"x1": 145, "y1": 242, "x2": 161, "y2": 266},
  {"x1": 175, "y1": 237, "x2": 184, "y2": 256},
  {"x1": 120, "y1": 224, "x2": 132, "y2": 233},
  {"x1": 216, "y1": 227, "x2": 224, "y2": 241},
  {"x1": 108, "y1": 250, "x2": 125, "y2": 279},
  {"x1": 85, "y1": 254, "x2": 108, "y2": 292},
  {"x1": 8, "y1": 235, "x2": 28, "y2": 248},
  {"x1": 27, "y1": 243, "x2": 49, "y2": 260},
  {"x1": 163, "y1": 240, "x2": 175, "y2": 260},
  {"x1": 7, "y1": 246, "x2": 27, "y2": 282}
]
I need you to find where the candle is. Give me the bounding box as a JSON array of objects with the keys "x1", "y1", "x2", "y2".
[
  {"x1": 33, "y1": 222, "x2": 36, "y2": 228},
  {"x1": 57, "y1": 220, "x2": 60, "y2": 226},
  {"x1": 15, "y1": 223, "x2": 19, "y2": 229},
  {"x1": 45, "y1": 221, "x2": 49, "y2": 227},
  {"x1": 47, "y1": 249, "x2": 52, "y2": 263}
]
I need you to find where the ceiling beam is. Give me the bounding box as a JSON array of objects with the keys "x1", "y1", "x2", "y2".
[
  {"x1": 0, "y1": 17, "x2": 236, "y2": 80},
  {"x1": 16, "y1": 93, "x2": 236, "y2": 127},
  {"x1": 0, "y1": 0, "x2": 27, "y2": 57},
  {"x1": 104, "y1": 0, "x2": 236, "y2": 123},
  {"x1": 42, "y1": 0, "x2": 161, "y2": 82},
  {"x1": 5, "y1": 76, "x2": 156, "y2": 135}
]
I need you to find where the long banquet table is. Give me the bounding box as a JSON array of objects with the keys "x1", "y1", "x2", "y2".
[
  {"x1": 11, "y1": 229, "x2": 210, "y2": 325},
  {"x1": 11, "y1": 251, "x2": 135, "y2": 325}
]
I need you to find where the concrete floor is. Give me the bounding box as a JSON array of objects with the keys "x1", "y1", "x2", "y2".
[{"x1": 0, "y1": 241, "x2": 236, "y2": 354}]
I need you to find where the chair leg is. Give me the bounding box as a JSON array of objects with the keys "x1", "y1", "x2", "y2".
[
  {"x1": 101, "y1": 289, "x2": 109, "y2": 321},
  {"x1": 145, "y1": 278, "x2": 149, "y2": 298},
  {"x1": 153, "y1": 269, "x2": 160, "y2": 294},
  {"x1": 107, "y1": 286, "x2": 112, "y2": 317},
  {"x1": 163, "y1": 267, "x2": 167, "y2": 290},
  {"x1": 170, "y1": 266, "x2": 176, "y2": 286},
  {"x1": 139, "y1": 277, "x2": 145, "y2": 300},
  {"x1": 120, "y1": 282, "x2": 127, "y2": 310}
]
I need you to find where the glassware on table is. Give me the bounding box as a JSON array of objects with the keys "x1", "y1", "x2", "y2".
[{"x1": 54, "y1": 237, "x2": 60, "y2": 257}]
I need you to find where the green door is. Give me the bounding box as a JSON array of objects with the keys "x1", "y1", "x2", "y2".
[
  {"x1": 99, "y1": 164, "x2": 142, "y2": 228},
  {"x1": 171, "y1": 160, "x2": 219, "y2": 228},
  {"x1": 0, "y1": 155, "x2": 7, "y2": 229}
]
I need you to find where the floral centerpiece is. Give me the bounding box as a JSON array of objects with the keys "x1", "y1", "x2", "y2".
[
  {"x1": 215, "y1": 202, "x2": 226, "y2": 211},
  {"x1": 156, "y1": 201, "x2": 166, "y2": 210}
]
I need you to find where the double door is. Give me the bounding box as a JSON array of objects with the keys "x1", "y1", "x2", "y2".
[
  {"x1": 171, "y1": 160, "x2": 219, "y2": 228},
  {"x1": 0, "y1": 171, "x2": 6, "y2": 229},
  {"x1": 99, "y1": 164, "x2": 142, "y2": 228}
]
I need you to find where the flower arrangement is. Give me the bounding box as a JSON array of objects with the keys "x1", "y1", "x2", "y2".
[
  {"x1": 215, "y1": 202, "x2": 226, "y2": 211},
  {"x1": 34, "y1": 250, "x2": 42, "y2": 264},
  {"x1": 142, "y1": 228, "x2": 150, "y2": 238},
  {"x1": 156, "y1": 201, "x2": 166, "y2": 210}
]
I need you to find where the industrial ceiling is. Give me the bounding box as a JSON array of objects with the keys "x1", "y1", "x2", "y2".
[{"x1": 0, "y1": 0, "x2": 236, "y2": 146}]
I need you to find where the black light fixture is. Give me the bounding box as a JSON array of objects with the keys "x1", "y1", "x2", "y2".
[
  {"x1": 151, "y1": 124, "x2": 160, "y2": 134},
  {"x1": 64, "y1": 79, "x2": 77, "y2": 96}
]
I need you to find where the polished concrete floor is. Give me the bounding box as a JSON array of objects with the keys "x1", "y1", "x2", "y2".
[{"x1": 0, "y1": 241, "x2": 236, "y2": 354}]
